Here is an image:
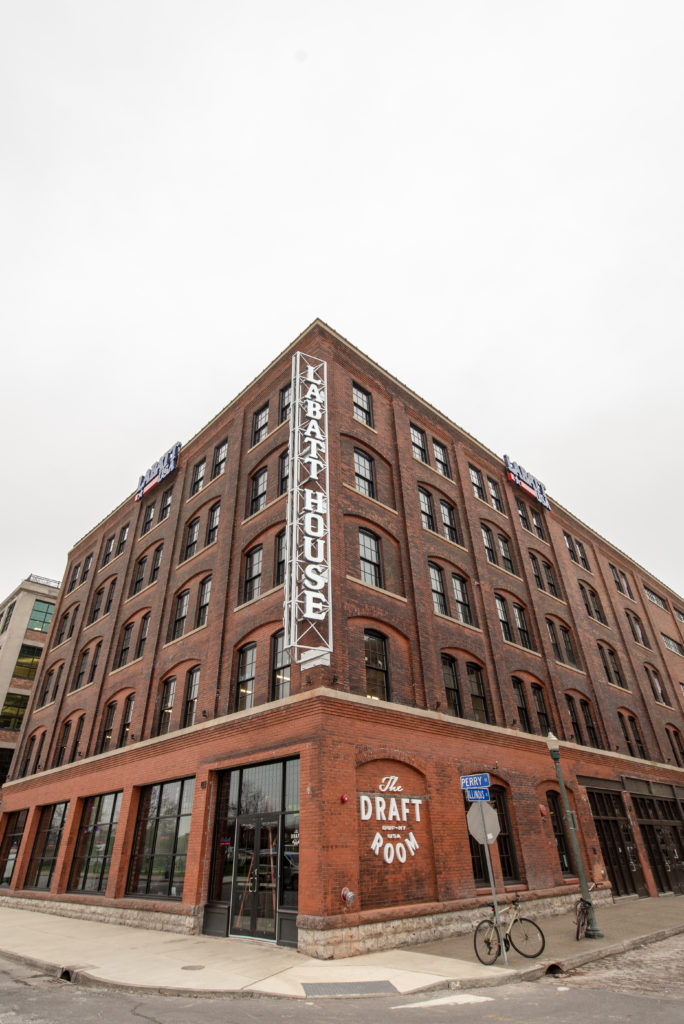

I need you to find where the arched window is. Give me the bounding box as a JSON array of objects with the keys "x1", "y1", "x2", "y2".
[
  {"x1": 467, "y1": 662, "x2": 490, "y2": 724},
  {"x1": 364, "y1": 630, "x2": 389, "y2": 701},
  {"x1": 546, "y1": 790, "x2": 573, "y2": 875},
  {"x1": 271, "y1": 631, "x2": 291, "y2": 701},
  {"x1": 666, "y1": 726, "x2": 684, "y2": 767},
  {"x1": 490, "y1": 786, "x2": 519, "y2": 882},
  {"x1": 626, "y1": 611, "x2": 650, "y2": 648},
  {"x1": 579, "y1": 583, "x2": 606, "y2": 623},
  {"x1": 235, "y1": 644, "x2": 257, "y2": 711},
  {"x1": 618, "y1": 710, "x2": 647, "y2": 758},
  {"x1": 597, "y1": 643, "x2": 626, "y2": 688},
  {"x1": 645, "y1": 665, "x2": 668, "y2": 705},
  {"x1": 441, "y1": 655, "x2": 463, "y2": 716}
]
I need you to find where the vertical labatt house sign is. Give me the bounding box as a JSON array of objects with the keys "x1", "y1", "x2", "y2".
[{"x1": 284, "y1": 352, "x2": 332, "y2": 668}]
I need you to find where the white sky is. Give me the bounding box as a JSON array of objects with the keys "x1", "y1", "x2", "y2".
[{"x1": 1, "y1": 2, "x2": 683, "y2": 601}]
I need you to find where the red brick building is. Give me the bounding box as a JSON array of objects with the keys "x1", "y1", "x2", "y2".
[{"x1": 1, "y1": 320, "x2": 683, "y2": 956}]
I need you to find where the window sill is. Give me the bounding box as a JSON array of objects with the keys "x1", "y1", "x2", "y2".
[
  {"x1": 242, "y1": 492, "x2": 286, "y2": 526},
  {"x1": 346, "y1": 576, "x2": 407, "y2": 603},
  {"x1": 65, "y1": 680, "x2": 96, "y2": 698},
  {"x1": 109, "y1": 655, "x2": 144, "y2": 677},
  {"x1": 352, "y1": 415, "x2": 377, "y2": 434},
  {"x1": 234, "y1": 584, "x2": 283, "y2": 612},
  {"x1": 342, "y1": 483, "x2": 398, "y2": 515},
  {"x1": 606, "y1": 681, "x2": 631, "y2": 693},
  {"x1": 552, "y1": 660, "x2": 586, "y2": 676},
  {"x1": 421, "y1": 524, "x2": 467, "y2": 552},
  {"x1": 502, "y1": 639, "x2": 542, "y2": 658},
  {"x1": 433, "y1": 611, "x2": 481, "y2": 633},
  {"x1": 163, "y1": 623, "x2": 208, "y2": 649},
  {"x1": 98, "y1": 550, "x2": 126, "y2": 575},
  {"x1": 473, "y1": 494, "x2": 508, "y2": 520},
  {"x1": 247, "y1": 417, "x2": 288, "y2": 455},
  {"x1": 486, "y1": 561, "x2": 520, "y2": 582}
]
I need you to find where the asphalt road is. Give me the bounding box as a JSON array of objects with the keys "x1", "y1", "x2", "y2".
[{"x1": 0, "y1": 933, "x2": 682, "y2": 1024}]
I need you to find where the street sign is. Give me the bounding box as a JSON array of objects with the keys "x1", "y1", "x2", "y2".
[
  {"x1": 465, "y1": 787, "x2": 489, "y2": 801},
  {"x1": 460, "y1": 774, "x2": 490, "y2": 789},
  {"x1": 466, "y1": 801, "x2": 500, "y2": 845}
]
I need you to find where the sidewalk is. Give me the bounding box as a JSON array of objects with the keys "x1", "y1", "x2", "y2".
[{"x1": 0, "y1": 895, "x2": 682, "y2": 999}]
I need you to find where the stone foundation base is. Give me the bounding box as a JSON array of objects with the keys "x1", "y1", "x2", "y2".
[
  {"x1": 0, "y1": 894, "x2": 199, "y2": 935},
  {"x1": 298, "y1": 890, "x2": 614, "y2": 959}
]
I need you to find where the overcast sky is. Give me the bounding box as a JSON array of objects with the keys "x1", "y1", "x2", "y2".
[{"x1": 1, "y1": 2, "x2": 683, "y2": 602}]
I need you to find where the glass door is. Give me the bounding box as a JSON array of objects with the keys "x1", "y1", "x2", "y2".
[{"x1": 230, "y1": 814, "x2": 279, "y2": 939}]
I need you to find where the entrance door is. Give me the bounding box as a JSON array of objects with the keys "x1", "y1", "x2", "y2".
[
  {"x1": 230, "y1": 815, "x2": 279, "y2": 940},
  {"x1": 587, "y1": 790, "x2": 648, "y2": 897}
]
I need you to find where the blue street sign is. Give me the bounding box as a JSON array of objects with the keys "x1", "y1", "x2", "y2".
[
  {"x1": 465, "y1": 787, "x2": 490, "y2": 802},
  {"x1": 460, "y1": 774, "x2": 490, "y2": 789}
]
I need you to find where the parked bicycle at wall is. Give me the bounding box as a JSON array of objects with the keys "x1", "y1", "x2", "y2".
[
  {"x1": 473, "y1": 893, "x2": 545, "y2": 965},
  {"x1": 575, "y1": 882, "x2": 597, "y2": 940}
]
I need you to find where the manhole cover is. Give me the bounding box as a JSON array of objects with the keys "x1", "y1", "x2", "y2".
[{"x1": 181, "y1": 965, "x2": 206, "y2": 971}]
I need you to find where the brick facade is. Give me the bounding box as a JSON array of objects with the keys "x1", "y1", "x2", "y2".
[{"x1": 0, "y1": 320, "x2": 683, "y2": 956}]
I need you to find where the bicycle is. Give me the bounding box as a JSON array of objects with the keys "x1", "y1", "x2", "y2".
[
  {"x1": 473, "y1": 894, "x2": 545, "y2": 965},
  {"x1": 575, "y1": 882, "x2": 596, "y2": 940}
]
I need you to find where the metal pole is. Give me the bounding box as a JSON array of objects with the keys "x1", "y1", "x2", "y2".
[
  {"x1": 480, "y1": 802, "x2": 508, "y2": 965},
  {"x1": 549, "y1": 744, "x2": 603, "y2": 939}
]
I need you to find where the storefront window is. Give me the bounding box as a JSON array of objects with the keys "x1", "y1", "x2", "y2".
[
  {"x1": 25, "y1": 803, "x2": 69, "y2": 889},
  {"x1": 127, "y1": 777, "x2": 194, "y2": 899},
  {"x1": 0, "y1": 809, "x2": 28, "y2": 887},
  {"x1": 69, "y1": 791, "x2": 122, "y2": 892}
]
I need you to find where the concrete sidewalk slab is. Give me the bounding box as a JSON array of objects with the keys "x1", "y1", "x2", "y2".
[{"x1": 0, "y1": 895, "x2": 682, "y2": 998}]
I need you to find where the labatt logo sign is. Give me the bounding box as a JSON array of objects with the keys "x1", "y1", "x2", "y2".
[
  {"x1": 284, "y1": 352, "x2": 332, "y2": 668},
  {"x1": 360, "y1": 776, "x2": 422, "y2": 865},
  {"x1": 135, "y1": 442, "x2": 181, "y2": 502},
  {"x1": 503, "y1": 454, "x2": 551, "y2": 510}
]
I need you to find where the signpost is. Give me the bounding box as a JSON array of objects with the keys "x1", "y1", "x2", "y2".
[{"x1": 461, "y1": 773, "x2": 507, "y2": 965}]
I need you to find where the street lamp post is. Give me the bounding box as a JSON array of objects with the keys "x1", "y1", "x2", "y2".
[{"x1": 546, "y1": 732, "x2": 603, "y2": 939}]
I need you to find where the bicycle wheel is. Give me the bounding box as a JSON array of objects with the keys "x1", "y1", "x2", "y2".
[
  {"x1": 474, "y1": 919, "x2": 501, "y2": 965},
  {"x1": 576, "y1": 903, "x2": 588, "y2": 941},
  {"x1": 509, "y1": 917, "x2": 545, "y2": 958}
]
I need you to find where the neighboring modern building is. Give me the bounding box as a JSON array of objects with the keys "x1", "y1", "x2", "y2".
[
  {"x1": 1, "y1": 321, "x2": 683, "y2": 957},
  {"x1": 0, "y1": 576, "x2": 60, "y2": 789}
]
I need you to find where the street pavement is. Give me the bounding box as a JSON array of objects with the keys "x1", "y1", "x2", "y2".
[{"x1": 0, "y1": 894, "x2": 681, "y2": 999}]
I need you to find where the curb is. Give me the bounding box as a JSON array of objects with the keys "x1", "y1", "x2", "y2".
[{"x1": 1, "y1": 924, "x2": 683, "y2": 1000}]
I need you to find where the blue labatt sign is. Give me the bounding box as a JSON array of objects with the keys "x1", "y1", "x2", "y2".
[
  {"x1": 503, "y1": 455, "x2": 550, "y2": 510},
  {"x1": 135, "y1": 442, "x2": 181, "y2": 502}
]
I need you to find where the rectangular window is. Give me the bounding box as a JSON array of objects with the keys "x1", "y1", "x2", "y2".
[
  {"x1": 0, "y1": 693, "x2": 29, "y2": 731},
  {"x1": 1, "y1": 602, "x2": 16, "y2": 634},
  {"x1": 243, "y1": 547, "x2": 263, "y2": 602},
  {"x1": 532, "y1": 685, "x2": 550, "y2": 733},
  {"x1": 196, "y1": 577, "x2": 212, "y2": 627},
  {"x1": 27, "y1": 600, "x2": 55, "y2": 632},
  {"x1": 159, "y1": 488, "x2": 172, "y2": 521},
  {"x1": 115, "y1": 525, "x2": 129, "y2": 557},
  {"x1": 513, "y1": 604, "x2": 533, "y2": 649},
  {"x1": 468, "y1": 663, "x2": 490, "y2": 724},
  {"x1": 150, "y1": 545, "x2": 163, "y2": 583},
  {"x1": 531, "y1": 510, "x2": 546, "y2": 541},
  {"x1": 530, "y1": 552, "x2": 544, "y2": 590},
  {"x1": 183, "y1": 519, "x2": 200, "y2": 560},
  {"x1": 644, "y1": 586, "x2": 666, "y2": 609},
  {"x1": 127, "y1": 778, "x2": 195, "y2": 899},
  {"x1": 12, "y1": 644, "x2": 42, "y2": 681},
  {"x1": 279, "y1": 449, "x2": 289, "y2": 495},
  {"x1": 190, "y1": 460, "x2": 206, "y2": 496},
  {"x1": 236, "y1": 644, "x2": 257, "y2": 710},
  {"x1": 419, "y1": 488, "x2": 435, "y2": 531},
  {"x1": 212, "y1": 440, "x2": 228, "y2": 479},
  {"x1": 352, "y1": 383, "x2": 373, "y2": 426},
  {"x1": 102, "y1": 536, "x2": 114, "y2": 566},
  {"x1": 132, "y1": 557, "x2": 147, "y2": 595},
  {"x1": 279, "y1": 383, "x2": 291, "y2": 423},
  {"x1": 429, "y1": 563, "x2": 447, "y2": 615},
  {"x1": 433, "y1": 440, "x2": 451, "y2": 477},
  {"x1": 141, "y1": 503, "x2": 156, "y2": 534},
  {"x1": 516, "y1": 498, "x2": 531, "y2": 531},
  {"x1": 498, "y1": 535, "x2": 514, "y2": 574},
  {"x1": 441, "y1": 656, "x2": 463, "y2": 716},
  {"x1": 470, "y1": 466, "x2": 485, "y2": 501},
  {"x1": 662, "y1": 633, "x2": 684, "y2": 657},
  {"x1": 575, "y1": 539, "x2": 590, "y2": 570},
  {"x1": 206, "y1": 503, "x2": 220, "y2": 545},
  {"x1": 0, "y1": 809, "x2": 28, "y2": 887},
  {"x1": 359, "y1": 531, "x2": 383, "y2": 588},
  {"x1": 73, "y1": 649, "x2": 90, "y2": 690},
  {"x1": 249, "y1": 467, "x2": 268, "y2": 515},
  {"x1": 25, "y1": 802, "x2": 69, "y2": 890},
  {"x1": 252, "y1": 404, "x2": 269, "y2": 445},
  {"x1": 119, "y1": 694, "x2": 135, "y2": 747},
  {"x1": 440, "y1": 500, "x2": 459, "y2": 543},
  {"x1": 117, "y1": 624, "x2": 134, "y2": 668},
  {"x1": 136, "y1": 613, "x2": 150, "y2": 659},
  {"x1": 487, "y1": 478, "x2": 503, "y2": 512},
  {"x1": 543, "y1": 561, "x2": 559, "y2": 598},
  {"x1": 171, "y1": 591, "x2": 189, "y2": 641},
  {"x1": 275, "y1": 531, "x2": 286, "y2": 586},
  {"x1": 67, "y1": 563, "x2": 80, "y2": 593},
  {"x1": 183, "y1": 667, "x2": 200, "y2": 727},
  {"x1": 513, "y1": 678, "x2": 532, "y2": 732},
  {"x1": 271, "y1": 632, "x2": 291, "y2": 700},
  {"x1": 81, "y1": 555, "x2": 92, "y2": 584},
  {"x1": 563, "y1": 531, "x2": 578, "y2": 562},
  {"x1": 353, "y1": 449, "x2": 375, "y2": 498},
  {"x1": 88, "y1": 642, "x2": 101, "y2": 684},
  {"x1": 99, "y1": 702, "x2": 117, "y2": 753},
  {"x1": 156, "y1": 678, "x2": 176, "y2": 735},
  {"x1": 496, "y1": 595, "x2": 513, "y2": 641},
  {"x1": 410, "y1": 425, "x2": 428, "y2": 462},
  {"x1": 69, "y1": 792, "x2": 122, "y2": 893},
  {"x1": 451, "y1": 575, "x2": 473, "y2": 625}
]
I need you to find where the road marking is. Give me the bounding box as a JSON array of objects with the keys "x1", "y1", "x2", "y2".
[{"x1": 392, "y1": 993, "x2": 494, "y2": 1009}]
